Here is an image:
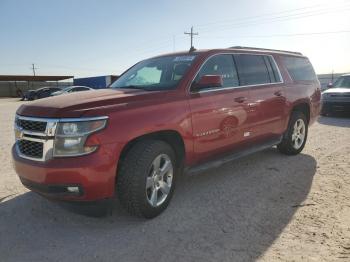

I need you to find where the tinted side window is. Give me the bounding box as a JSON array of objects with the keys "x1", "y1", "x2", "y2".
[
  {"x1": 282, "y1": 56, "x2": 316, "y2": 81},
  {"x1": 195, "y1": 54, "x2": 239, "y2": 89},
  {"x1": 72, "y1": 87, "x2": 88, "y2": 92},
  {"x1": 234, "y1": 54, "x2": 270, "y2": 85}
]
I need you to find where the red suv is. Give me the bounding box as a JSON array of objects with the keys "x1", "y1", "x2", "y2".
[{"x1": 13, "y1": 47, "x2": 321, "y2": 218}]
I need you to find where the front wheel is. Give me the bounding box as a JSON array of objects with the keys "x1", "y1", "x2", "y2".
[
  {"x1": 117, "y1": 140, "x2": 176, "y2": 218},
  {"x1": 277, "y1": 111, "x2": 308, "y2": 155}
]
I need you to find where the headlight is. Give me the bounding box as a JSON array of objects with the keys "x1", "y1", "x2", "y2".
[{"x1": 53, "y1": 118, "x2": 107, "y2": 157}]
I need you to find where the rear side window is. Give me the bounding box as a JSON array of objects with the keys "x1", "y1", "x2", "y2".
[
  {"x1": 75, "y1": 87, "x2": 89, "y2": 91},
  {"x1": 282, "y1": 56, "x2": 316, "y2": 81},
  {"x1": 234, "y1": 54, "x2": 272, "y2": 85}
]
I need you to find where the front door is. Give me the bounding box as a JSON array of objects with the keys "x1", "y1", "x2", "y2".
[{"x1": 188, "y1": 54, "x2": 250, "y2": 163}]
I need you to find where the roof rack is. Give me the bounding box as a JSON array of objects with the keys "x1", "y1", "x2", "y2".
[{"x1": 230, "y1": 46, "x2": 302, "y2": 55}]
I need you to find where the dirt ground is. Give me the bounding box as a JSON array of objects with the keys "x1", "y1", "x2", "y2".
[{"x1": 0, "y1": 98, "x2": 349, "y2": 262}]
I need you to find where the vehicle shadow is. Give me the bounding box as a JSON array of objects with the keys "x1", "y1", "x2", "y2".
[
  {"x1": 0, "y1": 148, "x2": 316, "y2": 262},
  {"x1": 318, "y1": 115, "x2": 350, "y2": 127}
]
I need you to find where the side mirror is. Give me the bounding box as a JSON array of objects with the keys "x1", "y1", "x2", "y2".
[
  {"x1": 327, "y1": 82, "x2": 333, "y2": 88},
  {"x1": 192, "y1": 75, "x2": 223, "y2": 92}
]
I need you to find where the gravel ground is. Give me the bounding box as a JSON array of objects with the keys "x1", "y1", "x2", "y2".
[{"x1": 0, "y1": 98, "x2": 349, "y2": 262}]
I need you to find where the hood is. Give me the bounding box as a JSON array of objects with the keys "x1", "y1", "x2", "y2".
[
  {"x1": 323, "y1": 87, "x2": 350, "y2": 94},
  {"x1": 17, "y1": 88, "x2": 164, "y2": 118}
]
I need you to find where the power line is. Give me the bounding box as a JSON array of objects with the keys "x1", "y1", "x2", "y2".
[
  {"x1": 70, "y1": 2, "x2": 350, "y2": 65},
  {"x1": 196, "y1": 3, "x2": 350, "y2": 31},
  {"x1": 195, "y1": 3, "x2": 323, "y2": 29},
  {"x1": 199, "y1": 30, "x2": 350, "y2": 39},
  {"x1": 198, "y1": 5, "x2": 350, "y2": 35},
  {"x1": 117, "y1": 3, "x2": 350, "y2": 55}
]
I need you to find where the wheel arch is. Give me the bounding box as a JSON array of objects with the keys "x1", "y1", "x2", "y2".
[
  {"x1": 291, "y1": 102, "x2": 310, "y2": 124},
  {"x1": 116, "y1": 130, "x2": 186, "y2": 181}
]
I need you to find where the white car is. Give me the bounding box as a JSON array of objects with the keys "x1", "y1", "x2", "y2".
[
  {"x1": 321, "y1": 74, "x2": 350, "y2": 115},
  {"x1": 51, "y1": 86, "x2": 94, "y2": 96}
]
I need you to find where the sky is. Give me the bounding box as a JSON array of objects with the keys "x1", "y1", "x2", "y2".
[{"x1": 0, "y1": 0, "x2": 350, "y2": 77}]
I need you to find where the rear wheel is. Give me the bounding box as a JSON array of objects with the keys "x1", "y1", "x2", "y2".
[
  {"x1": 277, "y1": 111, "x2": 308, "y2": 155},
  {"x1": 117, "y1": 140, "x2": 176, "y2": 218}
]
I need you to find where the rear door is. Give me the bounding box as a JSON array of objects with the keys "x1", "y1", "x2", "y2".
[
  {"x1": 233, "y1": 54, "x2": 286, "y2": 139},
  {"x1": 188, "y1": 54, "x2": 250, "y2": 162}
]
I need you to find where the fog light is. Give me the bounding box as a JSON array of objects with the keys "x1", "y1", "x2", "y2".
[{"x1": 67, "y1": 186, "x2": 80, "y2": 193}]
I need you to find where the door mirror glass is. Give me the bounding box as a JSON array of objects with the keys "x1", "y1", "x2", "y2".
[
  {"x1": 327, "y1": 82, "x2": 333, "y2": 88},
  {"x1": 193, "y1": 75, "x2": 223, "y2": 91}
]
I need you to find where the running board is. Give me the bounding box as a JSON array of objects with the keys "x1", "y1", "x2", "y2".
[{"x1": 185, "y1": 136, "x2": 282, "y2": 175}]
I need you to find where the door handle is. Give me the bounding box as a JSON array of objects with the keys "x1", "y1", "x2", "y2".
[
  {"x1": 274, "y1": 90, "x2": 283, "y2": 97},
  {"x1": 234, "y1": 96, "x2": 247, "y2": 103}
]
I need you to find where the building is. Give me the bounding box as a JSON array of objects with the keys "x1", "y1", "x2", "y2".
[
  {"x1": 73, "y1": 75, "x2": 119, "y2": 89},
  {"x1": 0, "y1": 75, "x2": 73, "y2": 97}
]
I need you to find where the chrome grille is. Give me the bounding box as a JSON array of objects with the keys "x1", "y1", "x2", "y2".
[
  {"x1": 16, "y1": 118, "x2": 47, "y2": 132},
  {"x1": 14, "y1": 115, "x2": 107, "y2": 162},
  {"x1": 18, "y1": 140, "x2": 44, "y2": 159},
  {"x1": 15, "y1": 115, "x2": 57, "y2": 161}
]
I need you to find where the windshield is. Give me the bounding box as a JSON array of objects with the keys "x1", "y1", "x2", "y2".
[
  {"x1": 333, "y1": 76, "x2": 350, "y2": 88},
  {"x1": 62, "y1": 86, "x2": 73, "y2": 92},
  {"x1": 111, "y1": 55, "x2": 197, "y2": 91}
]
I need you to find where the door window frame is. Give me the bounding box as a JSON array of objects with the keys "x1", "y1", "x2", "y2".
[{"x1": 189, "y1": 53, "x2": 284, "y2": 94}]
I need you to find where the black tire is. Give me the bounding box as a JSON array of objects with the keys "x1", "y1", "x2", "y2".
[
  {"x1": 117, "y1": 140, "x2": 177, "y2": 218},
  {"x1": 320, "y1": 107, "x2": 329, "y2": 116},
  {"x1": 277, "y1": 111, "x2": 308, "y2": 155}
]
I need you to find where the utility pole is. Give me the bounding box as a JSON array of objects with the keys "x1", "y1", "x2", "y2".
[
  {"x1": 331, "y1": 69, "x2": 334, "y2": 83},
  {"x1": 31, "y1": 63, "x2": 38, "y2": 76},
  {"x1": 173, "y1": 35, "x2": 176, "y2": 52},
  {"x1": 184, "y1": 26, "x2": 198, "y2": 51}
]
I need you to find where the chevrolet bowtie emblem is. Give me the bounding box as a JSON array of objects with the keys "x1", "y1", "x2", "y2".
[{"x1": 15, "y1": 127, "x2": 24, "y2": 139}]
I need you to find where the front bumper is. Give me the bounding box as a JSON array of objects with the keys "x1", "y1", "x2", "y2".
[
  {"x1": 322, "y1": 101, "x2": 350, "y2": 113},
  {"x1": 12, "y1": 143, "x2": 121, "y2": 201}
]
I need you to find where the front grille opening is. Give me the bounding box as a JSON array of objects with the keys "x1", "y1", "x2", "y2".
[
  {"x1": 16, "y1": 119, "x2": 47, "y2": 132},
  {"x1": 18, "y1": 140, "x2": 44, "y2": 159}
]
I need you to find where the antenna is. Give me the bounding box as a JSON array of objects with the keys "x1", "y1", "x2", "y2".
[{"x1": 184, "y1": 26, "x2": 198, "y2": 52}]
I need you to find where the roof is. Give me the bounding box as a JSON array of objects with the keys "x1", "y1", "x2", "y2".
[
  {"x1": 229, "y1": 46, "x2": 303, "y2": 55},
  {"x1": 152, "y1": 47, "x2": 304, "y2": 59},
  {"x1": 0, "y1": 75, "x2": 73, "y2": 81}
]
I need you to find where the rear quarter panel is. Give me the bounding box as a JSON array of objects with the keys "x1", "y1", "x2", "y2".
[{"x1": 274, "y1": 54, "x2": 321, "y2": 130}]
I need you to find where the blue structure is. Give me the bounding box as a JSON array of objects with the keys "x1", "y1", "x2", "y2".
[{"x1": 73, "y1": 75, "x2": 119, "y2": 89}]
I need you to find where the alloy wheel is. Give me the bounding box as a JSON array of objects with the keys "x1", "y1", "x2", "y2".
[
  {"x1": 146, "y1": 154, "x2": 173, "y2": 207},
  {"x1": 292, "y1": 119, "x2": 306, "y2": 150}
]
